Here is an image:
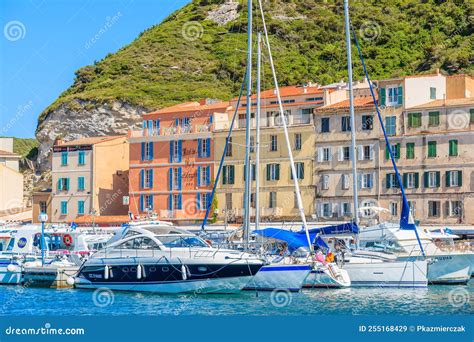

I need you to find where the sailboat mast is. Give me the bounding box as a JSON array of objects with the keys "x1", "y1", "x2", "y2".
[
  {"x1": 256, "y1": 0, "x2": 312, "y2": 251},
  {"x1": 344, "y1": 0, "x2": 360, "y2": 226},
  {"x1": 255, "y1": 32, "x2": 262, "y2": 232},
  {"x1": 243, "y1": 0, "x2": 253, "y2": 250}
]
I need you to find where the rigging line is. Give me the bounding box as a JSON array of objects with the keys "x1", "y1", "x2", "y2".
[
  {"x1": 349, "y1": 22, "x2": 425, "y2": 257},
  {"x1": 200, "y1": 68, "x2": 248, "y2": 231},
  {"x1": 256, "y1": 0, "x2": 313, "y2": 252}
]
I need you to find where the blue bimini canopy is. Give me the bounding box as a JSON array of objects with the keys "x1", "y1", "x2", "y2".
[
  {"x1": 297, "y1": 222, "x2": 359, "y2": 236},
  {"x1": 253, "y1": 228, "x2": 318, "y2": 252}
]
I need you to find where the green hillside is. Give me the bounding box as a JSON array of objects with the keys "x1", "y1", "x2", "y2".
[
  {"x1": 13, "y1": 138, "x2": 38, "y2": 159},
  {"x1": 37, "y1": 0, "x2": 473, "y2": 127}
]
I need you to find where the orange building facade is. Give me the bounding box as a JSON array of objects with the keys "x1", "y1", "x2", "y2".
[{"x1": 128, "y1": 100, "x2": 232, "y2": 221}]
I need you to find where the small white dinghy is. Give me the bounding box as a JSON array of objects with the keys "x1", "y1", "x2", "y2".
[{"x1": 304, "y1": 263, "x2": 351, "y2": 288}]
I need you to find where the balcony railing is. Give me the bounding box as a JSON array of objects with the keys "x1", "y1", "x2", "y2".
[
  {"x1": 129, "y1": 124, "x2": 212, "y2": 138},
  {"x1": 235, "y1": 114, "x2": 312, "y2": 129}
]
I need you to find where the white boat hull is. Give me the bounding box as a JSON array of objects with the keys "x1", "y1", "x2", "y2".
[
  {"x1": 304, "y1": 265, "x2": 351, "y2": 288},
  {"x1": 0, "y1": 259, "x2": 22, "y2": 285},
  {"x1": 244, "y1": 264, "x2": 311, "y2": 292},
  {"x1": 398, "y1": 254, "x2": 471, "y2": 284},
  {"x1": 75, "y1": 275, "x2": 253, "y2": 294},
  {"x1": 344, "y1": 259, "x2": 428, "y2": 288}
]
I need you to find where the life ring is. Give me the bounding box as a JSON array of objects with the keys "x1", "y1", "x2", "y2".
[{"x1": 63, "y1": 234, "x2": 73, "y2": 246}]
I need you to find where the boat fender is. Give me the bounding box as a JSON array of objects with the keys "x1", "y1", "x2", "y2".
[
  {"x1": 137, "y1": 264, "x2": 142, "y2": 280},
  {"x1": 181, "y1": 264, "x2": 187, "y2": 280},
  {"x1": 7, "y1": 264, "x2": 17, "y2": 272},
  {"x1": 104, "y1": 265, "x2": 109, "y2": 280},
  {"x1": 63, "y1": 234, "x2": 73, "y2": 246},
  {"x1": 141, "y1": 265, "x2": 146, "y2": 279},
  {"x1": 66, "y1": 277, "x2": 75, "y2": 286}
]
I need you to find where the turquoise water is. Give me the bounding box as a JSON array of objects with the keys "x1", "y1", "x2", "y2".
[{"x1": 0, "y1": 281, "x2": 472, "y2": 316}]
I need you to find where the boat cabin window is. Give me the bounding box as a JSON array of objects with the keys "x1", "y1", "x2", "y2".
[
  {"x1": 116, "y1": 237, "x2": 160, "y2": 250},
  {"x1": 158, "y1": 235, "x2": 208, "y2": 248}
]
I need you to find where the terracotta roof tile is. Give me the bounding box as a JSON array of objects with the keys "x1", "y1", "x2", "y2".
[
  {"x1": 315, "y1": 96, "x2": 376, "y2": 111},
  {"x1": 145, "y1": 101, "x2": 231, "y2": 116}
]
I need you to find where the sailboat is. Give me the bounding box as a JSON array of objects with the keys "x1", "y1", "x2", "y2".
[
  {"x1": 306, "y1": 0, "x2": 428, "y2": 288},
  {"x1": 344, "y1": 1, "x2": 471, "y2": 285},
  {"x1": 200, "y1": 0, "x2": 314, "y2": 292}
]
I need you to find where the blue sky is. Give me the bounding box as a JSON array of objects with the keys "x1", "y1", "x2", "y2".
[{"x1": 0, "y1": 0, "x2": 191, "y2": 138}]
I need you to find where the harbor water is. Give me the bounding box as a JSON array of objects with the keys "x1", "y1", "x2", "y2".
[{"x1": 1, "y1": 280, "x2": 472, "y2": 316}]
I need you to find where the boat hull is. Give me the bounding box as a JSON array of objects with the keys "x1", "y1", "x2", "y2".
[
  {"x1": 304, "y1": 265, "x2": 351, "y2": 288},
  {"x1": 343, "y1": 259, "x2": 428, "y2": 288},
  {"x1": 0, "y1": 259, "x2": 22, "y2": 285},
  {"x1": 398, "y1": 253, "x2": 470, "y2": 284},
  {"x1": 244, "y1": 264, "x2": 311, "y2": 292},
  {"x1": 75, "y1": 261, "x2": 263, "y2": 294}
]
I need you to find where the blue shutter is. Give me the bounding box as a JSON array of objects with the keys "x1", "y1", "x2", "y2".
[
  {"x1": 178, "y1": 193, "x2": 182, "y2": 210},
  {"x1": 177, "y1": 140, "x2": 183, "y2": 162},
  {"x1": 197, "y1": 166, "x2": 201, "y2": 187},
  {"x1": 58, "y1": 178, "x2": 63, "y2": 191},
  {"x1": 142, "y1": 120, "x2": 147, "y2": 129},
  {"x1": 149, "y1": 169, "x2": 154, "y2": 188},
  {"x1": 198, "y1": 139, "x2": 202, "y2": 158},
  {"x1": 206, "y1": 138, "x2": 211, "y2": 157},
  {"x1": 148, "y1": 142, "x2": 153, "y2": 160},
  {"x1": 206, "y1": 166, "x2": 211, "y2": 186},
  {"x1": 168, "y1": 168, "x2": 173, "y2": 190},
  {"x1": 141, "y1": 142, "x2": 146, "y2": 161},
  {"x1": 140, "y1": 169, "x2": 145, "y2": 189},
  {"x1": 65, "y1": 178, "x2": 70, "y2": 191},
  {"x1": 148, "y1": 120, "x2": 153, "y2": 132},
  {"x1": 168, "y1": 195, "x2": 173, "y2": 211},
  {"x1": 196, "y1": 193, "x2": 201, "y2": 210},
  {"x1": 397, "y1": 86, "x2": 403, "y2": 105},
  {"x1": 169, "y1": 141, "x2": 174, "y2": 163},
  {"x1": 210, "y1": 115, "x2": 213, "y2": 124},
  {"x1": 175, "y1": 118, "x2": 179, "y2": 127},
  {"x1": 149, "y1": 195, "x2": 154, "y2": 210},
  {"x1": 155, "y1": 119, "x2": 160, "y2": 134},
  {"x1": 178, "y1": 167, "x2": 182, "y2": 190},
  {"x1": 140, "y1": 195, "x2": 144, "y2": 212}
]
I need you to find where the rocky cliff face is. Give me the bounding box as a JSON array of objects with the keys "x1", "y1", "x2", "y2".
[{"x1": 35, "y1": 100, "x2": 145, "y2": 170}]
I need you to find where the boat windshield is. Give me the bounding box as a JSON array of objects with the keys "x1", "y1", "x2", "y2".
[{"x1": 157, "y1": 235, "x2": 209, "y2": 248}]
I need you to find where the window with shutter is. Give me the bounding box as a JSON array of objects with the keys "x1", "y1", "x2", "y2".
[
  {"x1": 428, "y1": 111, "x2": 440, "y2": 126},
  {"x1": 428, "y1": 141, "x2": 437, "y2": 158},
  {"x1": 449, "y1": 140, "x2": 458, "y2": 156},
  {"x1": 406, "y1": 143, "x2": 415, "y2": 159}
]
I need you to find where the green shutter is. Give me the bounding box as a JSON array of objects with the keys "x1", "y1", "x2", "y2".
[
  {"x1": 230, "y1": 165, "x2": 235, "y2": 184},
  {"x1": 386, "y1": 174, "x2": 392, "y2": 189},
  {"x1": 446, "y1": 171, "x2": 451, "y2": 187},
  {"x1": 414, "y1": 172, "x2": 419, "y2": 188},
  {"x1": 403, "y1": 173, "x2": 408, "y2": 188},
  {"x1": 458, "y1": 171, "x2": 463, "y2": 186},
  {"x1": 424, "y1": 172, "x2": 429, "y2": 188},
  {"x1": 385, "y1": 145, "x2": 390, "y2": 160},
  {"x1": 275, "y1": 164, "x2": 280, "y2": 180},
  {"x1": 449, "y1": 140, "x2": 458, "y2": 156},
  {"x1": 380, "y1": 87, "x2": 386, "y2": 106},
  {"x1": 406, "y1": 143, "x2": 414, "y2": 159},
  {"x1": 397, "y1": 86, "x2": 403, "y2": 105},
  {"x1": 266, "y1": 165, "x2": 270, "y2": 181},
  {"x1": 396, "y1": 143, "x2": 401, "y2": 159},
  {"x1": 470, "y1": 108, "x2": 474, "y2": 123},
  {"x1": 436, "y1": 171, "x2": 440, "y2": 187},
  {"x1": 223, "y1": 166, "x2": 227, "y2": 185}
]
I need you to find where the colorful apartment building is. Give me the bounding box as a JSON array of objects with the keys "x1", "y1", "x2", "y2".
[
  {"x1": 51, "y1": 136, "x2": 129, "y2": 223},
  {"x1": 213, "y1": 84, "x2": 328, "y2": 222},
  {"x1": 377, "y1": 73, "x2": 474, "y2": 225},
  {"x1": 313, "y1": 72, "x2": 474, "y2": 225},
  {"x1": 128, "y1": 100, "x2": 231, "y2": 221}
]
